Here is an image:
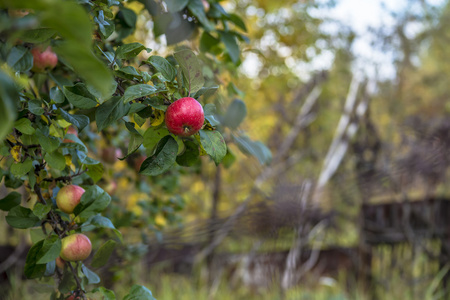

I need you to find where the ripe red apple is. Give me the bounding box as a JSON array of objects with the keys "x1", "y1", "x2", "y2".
[
  {"x1": 63, "y1": 126, "x2": 78, "y2": 143},
  {"x1": 165, "y1": 97, "x2": 204, "y2": 136},
  {"x1": 55, "y1": 256, "x2": 65, "y2": 269},
  {"x1": 56, "y1": 185, "x2": 85, "y2": 214},
  {"x1": 101, "y1": 147, "x2": 123, "y2": 164},
  {"x1": 31, "y1": 46, "x2": 58, "y2": 72},
  {"x1": 60, "y1": 233, "x2": 92, "y2": 262}
]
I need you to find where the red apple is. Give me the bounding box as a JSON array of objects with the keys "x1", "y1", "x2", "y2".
[
  {"x1": 31, "y1": 46, "x2": 58, "y2": 72},
  {"x1": 63, "y1": 126, "x2": 78, "y2": 143},
  {"x1": 101, "y1": 147, "x2": 123, "y2": 164},
  {"x1": 60, "y1": 233, "x2": 92, "y2": 262},
  {"x1": 165, "y1": 97, "x2": 204, "y2": 136},
  {"x1": 56, "y1": 256, "x2": 65, "y2": 269},
  {"x1": 56, "y1": 185, "x2": 85, "y2": 214}
]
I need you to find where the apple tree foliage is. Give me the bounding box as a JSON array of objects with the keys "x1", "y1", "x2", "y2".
[{"x1": 0, "y1": 0, "x2": 270, "y2": 299}]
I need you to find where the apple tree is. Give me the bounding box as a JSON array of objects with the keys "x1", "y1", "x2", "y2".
[{"x1": 0, "y1": 0, "x2": 269, "y2": 299}]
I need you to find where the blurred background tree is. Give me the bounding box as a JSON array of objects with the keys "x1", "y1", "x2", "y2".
[{"x1": 1, "y1": 0, "x2": 450, "y2": 299}]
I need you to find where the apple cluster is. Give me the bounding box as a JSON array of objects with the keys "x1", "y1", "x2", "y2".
[{"x1": 55, "y1": 185, "x2": 92, "y2": 263}]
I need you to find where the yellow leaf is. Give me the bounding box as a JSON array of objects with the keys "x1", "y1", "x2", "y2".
[
  {"x1": 11, "y1": 145, "x2": 22, "y2": 162},
  {"x1": 56, "y1": 119, "x2": 72, "y2": 128},
  {"x1": 65, "y1": 155, "x2": 76, "y2": 172},
  {"x1": 6, "y1": 134, "x2": 17, "y2": 144},
  {"x1": 155, "y1": 214, "x2": 166, "y2": 227},
  {"x1": 150, "y1": 109, "x2": 165, "y2": 126},
  {"x1": 49, "y1": 124, "x2": 63, "y2": 138},
  {"x1": 40, "y1": 115, "x2": 49, "y2": 124},
  {"x1": 194, "y1": 135, "x2": 207, "y2": 156}
]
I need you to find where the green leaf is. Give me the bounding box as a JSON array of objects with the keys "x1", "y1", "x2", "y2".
[
  {"x1": 59, "y1": 108, "x2": 89, "y2": 131},
  {"x1": 203, "y1": 103, "x2": 220, "y2": 126},
  {"x1": 95, "y1": 96, "x2": 130, "y2": 132},
  {"x1": 174, "y1": 49, "x2": 205, "y2": 94},
  {"x1": 30, "y1": 228, "x2": 46, "y2": 244},
  {"x1": 145, "y1": 97, "x2": 167, "y2": 111},
  {"x1": 91, "y1": 240, "x2": 117, "y2": 268},
  {"x1": 200, "y1": 31, "x2": 220, "y2": 53},
  {"x1": 62, "y1": 134, "x2": 88, "y2": 152},
  {"x1": 117, "y1": 7, "x2": 137, "y2": 28},
  {"x1": 199, "y1": 130, "x2": 227, "y2": 165},
  {"x1": 95, "y1": 10, "x2": 115, "y2": 39},
  {"x1": 234, "y1": 135, "x2": 272, "y2": 165},
  {"x1": 55, "y1": 42, "x2": 114, "y2": 100},
  {"x1": 86, "y1": 163, "x2": 104, "y2": 183},
  {"x1": 222, "y1": 148, "x2": 236, "y2": 168},
  {"x1": 123, "y1": 84, "x2": 157, "y2": 103},
  {"x1": 143, "y1": 127, "x2": 169, "y2": 155},
  {"x1": 24, "y1": 240, "x2": 47, "y2": 279},
  {"x1": 37, "y1": 131, "x2": 60, "y2": 153},
  {"x1": 219, "y1": 30, "x2": 240, "y2": 63},
  {"x1": 10, "y1": 157, "x2": 33, "y2": 177},
  {"x1": 194, "y1": 86, "x2": 219, "y2": 99},
  {"x1": 134, "y1": 113, "x2": 146, "y2": 127},
  {"x1": 139, "y1": 135, "x2": 178, "y2": 176},
  {"x1": 14, "y1": 118, "x2": 35, "y2": 135},
  {"x1": 165, "y1": 0, "x2": 188, "y2": 12},
  {"x1": 80, "y1": 155, "x2": 100, "y2": 165},
  {"x1": 74, "y1": 185, "x2": 111, "y2": 219},
  {"x1": 58, "y1": 270, "x2": 77, "y2": 293},
  {"x1": 6, "y1": 205, "x2": 40, "y2": 229},
  {"x1": 28, "y1": 99, "x2": 45, "y2": 115},
  {"x1": 129, "y1": 103, "x2": 146, "y2": 114},
  {"x1": 124, "y1": 122, "x2": 143, "y2": 158},
  {"x1": 116, "y1": 66, "x2": 143, "y2": 81},
  {"x1": 49, "y1": 86, "x2": 65, "y2": 103},
  {"x1": 81, "y1": 215, "x2": 122, "y2": 242},
  {"x1": 36, "y1": 235, "x2": 61, "y2": 264},
  {"x1": 176, "y1": 140, "x2": 200, "y2": 167},
  {"x1": 223, "y1": 99, "x2": 247, "y2": 129},
  {"x1": 93, "y1": 287, "x2": 116, "y2": 300},
  {"x1": 123, "y1": 285, "x2": 156, "y2": 300},
  {"x1": 81, "y1": 264, "x2": 101, "y2": 284},
  {"x1": 0, "y1": 191, "x2": 21, "y2": 211},
  {"x1": 7, "y1": 46, "x2": 33, "y2": 72},
  {"x1": 44, "y1": 151, "x2": 66, "y2": 171},
  {"x1": 86, "y1": 79, "x2": 118, "y2": 104},
  {"x1": 116, "y1": 42, "x2": 151, "y2": 60},
  {"x1": 147, "y1": 55, "x2": 176, "y2": 81},
  {"x1": 188, "y1": 0, "x2": 214, "y2": 31},
  {"x1": 32, "y1": 202, "x2": 52, "y2": 220},
  {"x1": 19, "y1": 28, "x2": 57, "y2": 43},
  {"x1": 45, "y1": 260, "x2": 56, "y2": 277},
  {"x1": 0, "y1": 71, "x2": 18, "y2": 141},
  {"x1": 227, "y1": 13, "x2": 247, "y2": 32},
  {"x1": 63, "y1": 83, "x2": 98, "y2": 109}
]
